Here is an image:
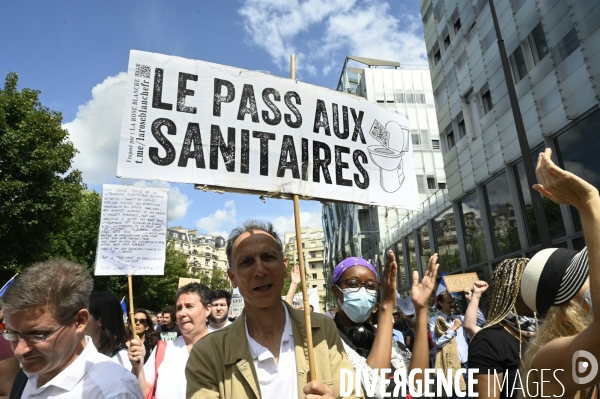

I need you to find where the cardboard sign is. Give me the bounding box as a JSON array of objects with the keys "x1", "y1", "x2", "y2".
[
  {"x1": 442, "y1": 273, "x2": 480, "y2": 293},
  {"x1": 95, "y1": 184, "x2": 168, "y2": 275},
  {"x1": 178, "y1": 277, "x2": 201, "y2": 287},
  {"x1": 116, "y1": 50, "x2": 419, "y2": 210}
]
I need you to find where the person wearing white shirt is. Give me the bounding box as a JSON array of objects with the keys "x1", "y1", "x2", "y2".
[
  {"x1": 128, "y1": 282, "x2": 212, "y2": 399},
  {"x1": 1, "y1": 259, "x2": 143, "y2": 399},
  {"x1": 186, "y1": 220, "x2": 357, "y2": 399}
]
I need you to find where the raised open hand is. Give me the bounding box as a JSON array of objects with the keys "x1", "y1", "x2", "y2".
[
  {"x1": 381, "y1": 250, "x2": 398, "y2": 306},
  {"x1": 290, "y1": 265, "x2": 301, "y2": 286},
  {"x1": 533, "y1": 148, "x2": 598, "y2": 208},
  {"x1": 411, "y1": 253, "x2": 440, "y2": 310}
]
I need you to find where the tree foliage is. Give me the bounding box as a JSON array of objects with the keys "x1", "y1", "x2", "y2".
[
  {"x1": 0, "y1": 72, "x2": 83, "y2": 279},
  {"x1": 210, "y1": 269, "x2": 231, "y2": 291},
  {"x1": 45, "y1": 190, "x2": 102, "y2": 269}
]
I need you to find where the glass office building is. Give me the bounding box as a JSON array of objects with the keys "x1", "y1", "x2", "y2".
[{"x1": 324, "y1": 1, "x2": 600, "y2": 307}]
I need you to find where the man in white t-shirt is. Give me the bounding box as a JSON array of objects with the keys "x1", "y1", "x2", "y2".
[
  {"x1": 186, "y1": 221, "x2": 357, "y2": 399},
  {"x1": 207, "y1": 289, "x2": 232, "y2": 332},
  {"x1": 0, "y1": 259, "x2": 143, "y2": 399}
]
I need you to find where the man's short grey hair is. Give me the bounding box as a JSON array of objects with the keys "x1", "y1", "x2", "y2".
[
  {"x1": 226, "y1": 220, "x2": 283, "y2": 269},
  {"x1": 1, "y1": 259, "x2": 93, "y2": 323}
]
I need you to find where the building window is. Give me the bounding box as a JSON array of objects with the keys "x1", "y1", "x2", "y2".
[
  {"x1": 482, "y1": 90, "x2": 493, "y2": 114},
  {"x1": 406, "y1": 93, "x2": 415, "y2": 104},
  {"x1": 427, "y1": 177, "x2": 437, "y2": 190},
  {"x1": 458, "y1": 119, "x2": 467, "y2": 139},
  {"x1": 551, "y1": 27, "x2": 579, "y2": 64},
  {"x1": 312, "y1": 273, "x2": 317, "y2": 279},
  {"x1": 484, "y1": 172, "x2": 521, "y2": 257},
  {"x1": 416, "y1": 93, "x2": 426, "y2": 104},
  {"x1": 453, "y1": 18, "x2": 461, "y2": 34},
  {"x1": 433, "y1": 208, "x2": 460, "y2": 273},
  {"x1": 460, "y1": 191, "x2": 488, "y2": 265},
  {"x1": 438, "y1": 182, "x2": 447, "y2": 189},
  {"x1": 434, "y1": 48, "x2": 441, "y2": 65},
  {"x1": 395, "y1": 92, "x2": 405, "y2": 103},
  {"x1": 432, "y1": 139, "x2": 440, "y2": 149},
  {"x1": 447, "y1": 130, "x2": 456, "y2": 149},
  {"x1": 310, "y1": 262, "x2": 316, "y2": 269},
  {"x1": 528, "y1": 23, "x2": 549, "y2": 65},
  {"x1": 444, "y1": 34, "x2": 451, "y2": 50},
  {"x1": 509, "y1": 45, "x2": 528, "y2": 83},
  {"x1": 412, "y1": 133, "x2": 421, "y2": 145}
]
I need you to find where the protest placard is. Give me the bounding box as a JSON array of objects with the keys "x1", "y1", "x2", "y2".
[
  {"x1": 178, "y1": 277, "x2": 201, "y2": 287},
  {"x1": 442, "y1": 272, "x2": 480, "y2": 293},
  {"x1": 95, "y1": 184, "x2": 168, "y2": 276},
  {"x1": 117, "y1": 50, "x2": 419, "y2": 210}
]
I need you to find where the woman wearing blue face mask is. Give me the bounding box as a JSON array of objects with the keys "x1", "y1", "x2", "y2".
[{"x1": 332, "y1": 252, "x2": 440, "y2": 398}]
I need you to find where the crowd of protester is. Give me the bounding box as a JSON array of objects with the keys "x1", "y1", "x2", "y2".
[{"x1": 0, "y1": 147, "x2": 598, "y2": 398}]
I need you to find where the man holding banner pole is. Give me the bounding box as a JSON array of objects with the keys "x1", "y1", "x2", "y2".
[{"x1": 185, "y1": 220, "x2": 357, "y2": 399}]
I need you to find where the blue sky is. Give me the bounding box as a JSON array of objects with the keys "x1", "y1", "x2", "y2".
[{"x1": 1, "y1": 0, "x2": 426, "y2": 238}]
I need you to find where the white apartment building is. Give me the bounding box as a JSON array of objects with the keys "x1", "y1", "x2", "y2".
[{"x1": 168, "y1": 227, "x2": 228, "y2": 277}]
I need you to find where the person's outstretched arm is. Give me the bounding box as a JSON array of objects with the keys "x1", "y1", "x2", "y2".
[
  {"x1": 409, "y1": 254, "x2": 440, "y2": 391},
  {"x1": 365, "y1": 250, "x2": 396, "y2": 370},
  {"x1": 285, "y1": 265, "x2": 301, "y2": 305},
  {"x1": 529, "y1": 148, "x2": 600, "y2": 397},
  {"x1": 463, "y1": 280, "x2": 488, "y2": 338}
]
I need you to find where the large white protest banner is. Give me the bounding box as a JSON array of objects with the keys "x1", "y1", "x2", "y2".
[
  {"x1": 95, "y1": 184, "x2": 168, "y2": 275},
  {"x1": 117, "y1": 50, "x2": 419, "y2": 209}
]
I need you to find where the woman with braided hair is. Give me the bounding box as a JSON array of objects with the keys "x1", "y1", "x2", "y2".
[
  {"x1": 463, "y1": 258, "x2": 537, "y2": 399},
  {"x1": 517, "y1": 148, "x2": 598, "y2": 399}
]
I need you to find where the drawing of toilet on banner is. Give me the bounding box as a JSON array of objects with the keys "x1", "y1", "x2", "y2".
[{"x1": 368, "y1": 120, "x2": 410, "y2": 193}]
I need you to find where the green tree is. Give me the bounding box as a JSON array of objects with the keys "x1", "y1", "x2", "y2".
[
  {"x1": 210, "y1": 269, "x2": 231, "y2": 291},
  {"x1": 45, "y1": 190, "x2": 102, "y2": 269},
  {"x1": 0, "y1": 72, "x2": 83, "y2": 280}
]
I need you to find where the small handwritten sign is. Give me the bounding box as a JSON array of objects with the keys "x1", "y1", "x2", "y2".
[
  {"x1": 95, "y1": 184, "x2": 168, "y2": 276},
  {"x1": 442, "y1": 273, "x2": 480, "y2": 293}
]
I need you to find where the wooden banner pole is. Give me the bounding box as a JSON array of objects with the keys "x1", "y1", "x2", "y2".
[
  {"x1": 127, "y1": 275, "x2": 138, "y2": 340},
  {"x1": 290, "y1": 53, "x2": 316, "y2": 381}
]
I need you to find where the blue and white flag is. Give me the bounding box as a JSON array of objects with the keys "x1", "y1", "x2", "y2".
[
  {"x1": 120, "y1": 297, "x2": 128, "y2": 315},
  {"x1": 0, "y1": 274, "x2": 17, "y2": 297},
  {"x1": 435, "y1": 272, "x2": 457, "y2": 297}
]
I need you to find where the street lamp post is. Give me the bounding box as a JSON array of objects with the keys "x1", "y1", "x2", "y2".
[{"x1": 487, "y1": 0, "x2": 552, "y2": 249}]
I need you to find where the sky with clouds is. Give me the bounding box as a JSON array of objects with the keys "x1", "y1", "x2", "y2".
[{"x1": 1, "y1": 0, "x2": 426, "y2": 238}]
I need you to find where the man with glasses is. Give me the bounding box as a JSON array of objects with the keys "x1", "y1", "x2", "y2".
[
  {"x1": 0, "y1": 259, "x2": 143, "y2": 399},
  {"x1": 207, "y1": 289, "x2": 232, "y2": 332}
]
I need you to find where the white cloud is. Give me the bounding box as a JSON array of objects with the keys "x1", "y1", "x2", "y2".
[
  {"x1": 64, "y1": 73, "x2": 127, "y2": 185},
  {"x1": 271, "y1": 211, "x2": 323, "y2": 239},
  {"x1": 196, "y1": 202, "x2": 237, "y2": 234},
  {"x1": 238, "y1": 0, "x2": 426, "y2": 76},
  {"x1": 132, "y1": 180, "x2": 192, "y2": 222}
]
